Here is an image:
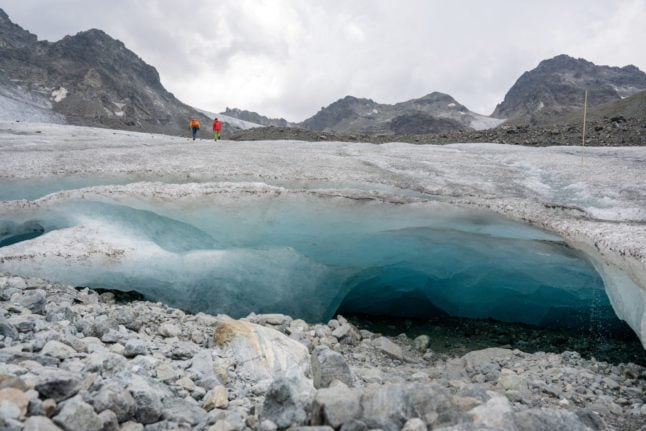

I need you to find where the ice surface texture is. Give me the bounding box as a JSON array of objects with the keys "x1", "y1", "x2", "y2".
[
  {"x1": 0, "y1": 122, "x2": 644, "y2": 346},
  {"x1": 0, "y1": 191, "x2": 615, "y2": 330}
]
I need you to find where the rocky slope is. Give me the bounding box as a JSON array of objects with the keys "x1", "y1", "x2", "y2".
[
  {"x1": 493, "y1": 55, "x2": 646, "y2": 124},
  {"x1": 228, "y1": 115, "x2": 644, "y2": 147},
  {"x1": 221, "y1": 108, "x2": 292, "y2": 128},
  {"x1": 0, "y1": 273, "x2": 644, "y2": 431},
  {"x1": 0, "y1": 9, "x2": 220, "y2": 137},
  {"x1": 298, "y1": 93, "x2": 501, "y2": 134}
]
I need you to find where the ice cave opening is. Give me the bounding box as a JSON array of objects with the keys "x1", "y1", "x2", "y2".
[{"x1": 0, "y1": 190, "x2": 634, "y2": 344}]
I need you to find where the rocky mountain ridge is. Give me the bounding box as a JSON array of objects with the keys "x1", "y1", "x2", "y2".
[
  {"x1": 493, "y1": 54, "x2": 646, "y2": 123},
  {"x1": 0, "y1": 9, "x2": 217, "y2": 137}
]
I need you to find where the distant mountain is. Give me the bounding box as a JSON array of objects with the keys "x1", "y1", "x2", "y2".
[
  {"x1": 221, "y1": 108, "x2": 292, "y2": 128},
  {"x1": 493, "y1": 54, "x2": 646, "y2": 123},
  {"x1": 299, "y1": 92, "x2": 503, "y2": 134},
  {"x1": 0, "y1": 9, "x2": 225, "y2": 136}
]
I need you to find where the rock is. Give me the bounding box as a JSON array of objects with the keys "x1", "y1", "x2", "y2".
[
  {"x1": 0, "y1": 315, "x2": 19, "y2": 340},
  {"x1": 98, "y1": 409, "x2": 119, "y2": 431},
  {"x1": 311, "y1": 347, "x2": 354, "y2": 389},
  {"x1": 372, "y1": 337, "x2": 404, "y2": 361},
  {"x1": 497, "y1": 369, "x2": 529, "y2": 401},
  {"x1": 41, "y1": 340, "x2": 77, "y2": 359},
  {"x1": 34, "y1": 369, "x2": 81, "y2": 402},
  {"x1": 52, "y1": 396, "x2": 103, "y2": 431},
  {"x1": 311, "y1": 384, "x2": 361, "y2": 428},
  {"x1": 0, "y1": 388, "x2": 28, "y2": 420},
  {"x1": 461, "y1": 348, "x2": 513, "y2": 371},
  {"x1": 360, "y1": 383, "x2": 453, "y2": 431},
  {"x1": 119, "y1": 421, "x2": 144, "y2": 431},
  {"x1": 23, "y1": 416, "x2": 63, "y2": 431},
  {"x1": 189, "y1": 350, "x2": 219, "y2": 387},
  {"x1": 12, "y1": 289, "x2": 47, "y2": 314},
  {"x1": 127, "y1": 375, "x2": 166, "y2": 424},
  {"x1": 468, "y1": 392, "x2": 514, "y2": 430},
  {"x1": 413, "y1": 335, "x2": 430, "y2": 352},
  {"x1": 259, "y1": 419, "x2": 278, "y2": 431},
  {"x1": 211, "y1": 316, "x2": 310, "y2": 382},
  {"x1": 155, "y1": 363, "x2": 179, "y2": 381},
  {"x1": 158, "y1": 323, "x2": 181, "y2": 338},
  {"x1": 124, "y1": 338, "x2": 148, "y2": 357},
  {"x1": 0, "y1": 376, "x2": 28, "y2": 391},
  {"x1": 401, "y1": 418, "x2": 427, "y2": 431},
  {"x1": 513, "y1": 408, "x2": 593, "y2": 431},
  {"x1": 161, "y1": 397, "x2": 207, "y2": 426},
  {"x1": 261, "y1": 369, "x2": 315, "y2": 429},
  {"x1": 202, "y1": 385, "x2": 228, "y2": 411},
  {"x1": 92, "y1": 381, "x2": 136, "y2": 422}
]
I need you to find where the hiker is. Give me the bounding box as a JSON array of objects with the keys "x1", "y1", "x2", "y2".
[
  {"x1": 212, "y1": 117, "x2": 222, "y2": 141},
  {"x1": 188, "y1": 118, "x2": 200, "y2": 140}
]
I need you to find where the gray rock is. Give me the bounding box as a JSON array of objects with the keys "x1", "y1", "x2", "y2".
[
  {"x1": 513, "y1": 408, "x2": 593, "y2": 431},
  {"x1": 23, "y1": 416, "x2": 64, "y2": 431},
  {"x1": 53, "y1": 397, "x2": 103, "y2": 431},
  {"x1": 92, "y1": 381, "x2": 136, "y2": 422},
  {"x1": 41, "y1": 340, "x2": 77, "y2": 359},
  {"x1": 287, "y1": 427, "x2": 334, "y2": 431},
  {"x1": 13, "y1": 289, "x2": 47, "y2": 314},
  {"x1": 413, "y1": 335, "x2": 430, "y2": 352},
  {"x1": 158, "y1": 323, "x2": 181, "y2": 338},
  {"x1": 311, "y1": 347, "x2": 354, "y2": 389},
  {"x1": 161, "y1": 397, "x2": 207, "y2": 425},
  {"x1": 119, "y1": 421, "x2": 144, "y2": 431},
  {"x1": 462, "y1": 348, "x2": 513, "y2": 371},
  {"x1": 127, "y1": 376, "x2": 165, "y2": 424},
  {"x1": 124, "y1": 338, "x2": 148, "y2": 358},
  {"x1": 402, "y1": 418, "x2": 428, "y2": 431},
  {"x1": 259, "y1": 419, "x2": 278, "y2": 431},
  {"x1": 0, "y1": 315, "x2": 19, "y2": 340},
  {"x1": 372, "y1": 337, "x2": 404, "y2": 361},
  {"x1": 98, "y1": 409, "x2": 119, "y2": 431},
  {"x1": 35, "y1": 369, "x2": 81, "y2": 401},
  {"x1": 339, "y1": 419, "x2": 368, "y2": 431},
  {"x1": 360, "y1": 383, "x2": 454, "y2": 431},
  {"x1": 311, "y1": 384, "x2": 361, "y2": 428},
  {"x1": 261, "y1": 372, "x2": 314, "y2": 429}
]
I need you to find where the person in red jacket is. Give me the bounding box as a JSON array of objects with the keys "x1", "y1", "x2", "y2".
[{"x1": 212, "y1": 118, "x2": 222, "y2": 141}]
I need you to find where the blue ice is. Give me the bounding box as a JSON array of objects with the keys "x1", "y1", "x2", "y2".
[{"x1": 0, "y1": 194, "x2": 616, "y2": 329}]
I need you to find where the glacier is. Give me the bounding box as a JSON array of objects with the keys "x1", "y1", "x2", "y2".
[{"x1": 0, "y1": 122, "x2": 645, "y2": 347}]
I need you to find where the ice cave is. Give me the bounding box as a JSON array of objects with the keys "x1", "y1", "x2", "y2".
[{"x1": 0, "y1": 189, "x2": 623, "y2": 333}]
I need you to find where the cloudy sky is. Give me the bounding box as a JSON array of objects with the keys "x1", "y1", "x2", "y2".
[{"x1": 3, "y1": 1, "x2": 645, "y2": 121}]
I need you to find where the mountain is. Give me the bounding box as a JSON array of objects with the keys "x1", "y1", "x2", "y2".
[
  {"x1": 493, "y1": 54, "x2": 646, "y2": 123},
  {"x1": 0, "y1": 9, "x2": 220, "y2": 136},
  {"x1": 299, "y1": 93, "x2": 503, "y2": 134},
  {"x1": 221, "y1": 108, "x2": 292, "y2": 128}
]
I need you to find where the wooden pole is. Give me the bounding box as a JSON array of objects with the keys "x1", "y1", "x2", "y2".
[{"x1": 581, "y1": 90, "x2": 588, "y2": 167}]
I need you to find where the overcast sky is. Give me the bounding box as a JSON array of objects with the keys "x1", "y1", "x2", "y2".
[{"x1": 3, "y1": 1, "x2": 645, "y2": 121}]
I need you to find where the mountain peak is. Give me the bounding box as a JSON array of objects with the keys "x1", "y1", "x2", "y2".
[
  {"x1": 0, "y1": 8, "x2": 38, "y2": 49},
  {"x1": 493, "y1": 55, "x2": 646, "y2": 121}
]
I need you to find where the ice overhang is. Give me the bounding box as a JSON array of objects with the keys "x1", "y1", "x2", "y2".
[{"x1": 1, "y1": 183, "x2": 641, "y2": 346}]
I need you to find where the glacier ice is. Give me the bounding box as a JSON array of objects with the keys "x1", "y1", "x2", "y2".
[
  {"x1": 1, "y1": 123, "x2": 645, "y2": 347},
  {"x1": 0, "y1": 190, "x2": 618, "y2": 331}
]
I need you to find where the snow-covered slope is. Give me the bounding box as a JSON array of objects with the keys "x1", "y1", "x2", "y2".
[
  {"x1": 0, "y1": 122, "x2": 644, "y2": 347},
  {"x1": 197, "y1": 109, "x2": 262, "y2": 130}
]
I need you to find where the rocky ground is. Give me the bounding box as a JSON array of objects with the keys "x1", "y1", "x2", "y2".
[
  {"x1": 0, "y1": 273, "x2": 645, "y2": 431},
  {"x1": 227, "y1": 116, "x2": 644, "y2": 147}
]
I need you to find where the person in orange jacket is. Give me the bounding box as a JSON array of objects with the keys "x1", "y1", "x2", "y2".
[
  {"x1": 212, "y1": 117, "x2": 222, "y2": 141},
  {"x1": 188, "y1": 118, "x2": 201, "y2": 140}
]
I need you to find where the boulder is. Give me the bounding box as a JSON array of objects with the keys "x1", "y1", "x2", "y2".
[
  {"x1": 52, "y1": 397, "x2": 102, "y2": 431},
  {"x1": 311, "y1": 346, "x2": 354, "y2": 388},
  {"x1": 261, "y1": 369, "x2": 315, "y2": 429},
  {"x1": 211, "y1": 316, "x2": 310, "y2": 382},
  {"x1": 12, "y1": 289, "x2": 47, "y2": 314},
  {"x1": 311, "y1": 384, "x2": 361, "y2": 428},
  {"x1": 372, "y1": 337, "x2": 404, "y2": 361},
  {"x1": 34, "y1": 369, "x2": 81, "y2": 401},
  {"x1": 0, "y1": 388, "x2": 28, "y2": 420},
  {"x1": 92, "y1": 381, "x2": 136, "y2": 422},
  {"x1": 23, "y1": 416, "x2": 63, "y2": 431}
]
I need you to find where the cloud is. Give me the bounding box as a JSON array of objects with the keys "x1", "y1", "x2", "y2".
[{"x1": 2, "y1": 0, "x2": 645, "y2": 121}]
